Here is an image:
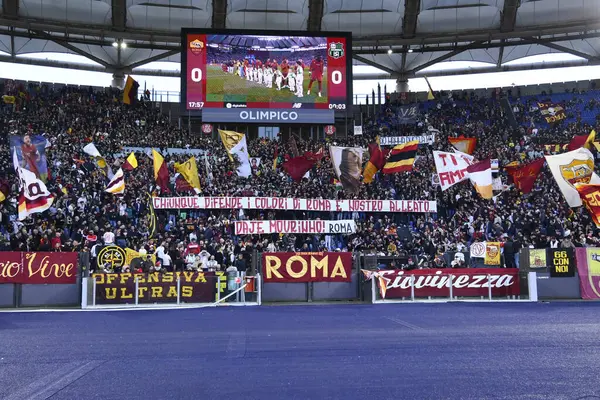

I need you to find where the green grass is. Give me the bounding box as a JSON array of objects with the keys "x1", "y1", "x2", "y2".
[{"x1": 206, "y1": 65, "x2": 328, "y2": 104}]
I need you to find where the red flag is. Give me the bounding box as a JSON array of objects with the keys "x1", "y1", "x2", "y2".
[
  {"x1": 576, "y1": 184, "x2": 600, "y2": 227},
  {"x1": 505, "y1": 158, "x2": 545, "y2": 194},
  {"x1": 568, "y1": 130, "x2": 596, "y2": 151},
  {"x1": 282, "y1": 156, "x2": 315, "y2": 182},
  {"x1": 175, "y1": 174, "x2": 194, "y2": 193}
]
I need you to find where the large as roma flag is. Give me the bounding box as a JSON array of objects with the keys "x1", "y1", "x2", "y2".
[
  {"x1": 152, "y1": 149, "x2": 170, "y2": 193},
  {"x1": 545, "y1": 148, "x2": 600, "y2": 207}
]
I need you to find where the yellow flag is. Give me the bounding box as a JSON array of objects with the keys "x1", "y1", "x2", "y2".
[
  {"x1": 218, "y1": 129, "x2": 245, "y2": 161},
  {"x1": 585, "y1": 130, "x2": 596, "y2": 149},
  {"x1": 174, "y1": 157, "x2": 201, "y2": 193},
  {"x1": 484, "y1": 242, "x2": 501, "y2": 265},
  {"x1": 427, "y1": 90, "x2": 435, "y2": 100},
  {"x1": 125, "y1": 152, "x2": 138, "y2": 169}
]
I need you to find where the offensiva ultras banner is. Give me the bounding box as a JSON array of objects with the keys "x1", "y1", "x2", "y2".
[
  {"x1": 235, "y1": 220, "x2": 356, "y2": 235},
  {"x1": 93, "y1": 272, "x2": 219, "y2": 304},
  {"x1": 0, "y1": 252, "x2": 78, "y2": 284},
  {"x1": 262, "y1": 252, "x2": 353, "y2": 283},
  {"x1": 153, "y1": 197, "x2": 437, "y2": 213},
  {"x1": 362, "y1": 268, "x2": 520, "y2": 299}
]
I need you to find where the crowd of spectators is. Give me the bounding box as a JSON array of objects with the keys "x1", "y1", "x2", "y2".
[{"x1": 1, "y1": 78, "x2": 599, "y2": 273}]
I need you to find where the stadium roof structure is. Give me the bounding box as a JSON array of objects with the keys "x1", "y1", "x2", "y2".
[{"x1": 1, "y1": 0, "x2": 600, "y2": 82}]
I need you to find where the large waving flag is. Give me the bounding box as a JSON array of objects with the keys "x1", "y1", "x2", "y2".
[
  {"x1": 382, "y1": 140, "x2": 418, "y2": 174},
  {"x1": 174, "y1": 157, "x2": 201, "y2": 193},
  {"x1": 545, "y1": 147, "x2": 600, "y2": 207},
  {"x1": 83, "y1": 142, "x2": 114, "y2": 179},
  {"x1": 13, "y1": 149, "x2": 54, "y2": 220},
  {"x1": 229, "y1": 135, "x2": 251, "y2": 178},
  {"x1": 152, "y1": 149, "x2": 170, "y2": 192},
  {"x1": 576, "y1": 184, "x2": 600, "y2": 227},
  {"x1": 218, "y1": 129, "x2": 245, "y2": 161},
  {"x1": 505, "y1": 158, "x2": 545, "y2": 194},
  {"x1": 105, "y1": 168, "x2": 125, "y2": 195},
  {"x1": 449, "y1": 136, "x2": 477, "y2": 155},
  {"x1": 466, "y1": 159, "x2": 493, "y2": 199}
]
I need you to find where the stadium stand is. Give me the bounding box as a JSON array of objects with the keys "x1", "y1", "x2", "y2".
[{"x1": 1, "y1": 78, "x2": 599, "y2": 274}]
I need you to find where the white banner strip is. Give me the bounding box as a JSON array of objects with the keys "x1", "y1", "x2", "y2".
[
  {"x1": 235, "y1": 220, "x2": 356, "y2": 235},
  {"x1": 153, "y1": 197, "x2": 437, "y2": 213},
  {"x1": 380, "y1": 135, "x2": 435, "y2": 146}
]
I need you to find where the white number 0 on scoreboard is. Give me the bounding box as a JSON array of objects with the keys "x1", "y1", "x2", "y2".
[
  {"x1": 331, "y1": 70, "x2": 342, "y2": 85},
  {"x1": 191, "y1": 68, "x2": 202, "y2": 82}
]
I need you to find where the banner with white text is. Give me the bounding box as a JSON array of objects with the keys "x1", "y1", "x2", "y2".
[
  {"x1": 153, "y1": 197, "x2": 437, "y2": 213},
  {"x1": 235, "y1": 220, "x2": 356, "y2": 235},
  {"x1": 380, "y1": 135, "x2": 435, "y2": 146}
]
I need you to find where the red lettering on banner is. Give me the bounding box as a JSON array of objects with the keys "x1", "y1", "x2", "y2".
[
  {"x1": 440, "y1": 169, "x2": 467, "y2": 187},
  {"x1": 293, "y1": 198, "x2": 300, "y2": 209}
]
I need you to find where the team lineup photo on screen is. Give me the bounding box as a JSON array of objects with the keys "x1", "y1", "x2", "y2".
[{"x1": 207, "y1": 35, "x2": 328, "y2": 104}]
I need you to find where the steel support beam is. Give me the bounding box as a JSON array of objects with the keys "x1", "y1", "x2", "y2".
[
  {"x1": 402, "y1": 0, "x2": 420, "y2": 39},
  {"x1": 497, "y1": 40, "x2": 505, "y2": 68},
  {"x1": 32, "y1": 30, "x2": 112, "y2": 68},
  {"x1": 353, "y1": 57, "x2": 594, "y2": 80},
  {"x1": 112, "y1": 0, "x2": 127, "y2": 32},
  {"x1": 526, "y1": 36, "x2": 599, "y2": 60},
  {"x1": 307, "y1": 0, "x2": 324, "y2": 32},
  {"x1": 2, "y1": 0, "x2": 19, "y2": 18},
  {"x1": 0, "y1": 54, "x2": 180, "y2": 76},
  {"x1": 500, "y1": 0, "x2": 519, "y2": 33},
  {"x1": 125, "y1": 49, "x2": 180, "y2": 70},
  {"x1": 212, "y1": 0, "x2": 227, "y2": 29},
  {"x1": 406, "y1": 41, "x2": 485, "y2": 74},
  {"x1": 353, "y1": 55, "x2": 399, "y2": 76}
]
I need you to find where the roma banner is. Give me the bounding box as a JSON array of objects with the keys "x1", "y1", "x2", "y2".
[
  {"x1": 262, "y1": 252, "x2": 352, "y2": 283},
  {"x1": 363, "y1": 268, "x2": 520, "y2": 299},
  {"x1": 380, "y1": 134, "x2": 435, "y2": 146},
  {"x1": 575, "y1": 248, "x2": 600, "y2": 299},
  {"x1": 0, "y1": 252, "x2": 78, "y2": 284},
  {"x1": 548, "y1": 248, "x2": 575, "y2": 278},
  {"x1": 153, "y1": 197, "x2": 437, "y2": 213},
  {"x1": 93, "y1": 271, "x2": 219, "y2": 304},
  {"x1": 235, "y1": 220, "x2": 356, "y2": 235},
  {"x1": 529, "y1": 249, "x2": 548, "y2": 269},
  {"x1": 433, "y1": 150, "x2": 475, "y2": 191},
  {"x1": 538, "y1": 102, "x2": 566, "y2": 124},
  {"x1": 576, "y1": 184, "x2": 600, "y2": 227}
]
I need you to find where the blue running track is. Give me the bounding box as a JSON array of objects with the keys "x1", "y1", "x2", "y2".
[{"x1": 1, "y1": 302, "x2": 600, "y2": 400}]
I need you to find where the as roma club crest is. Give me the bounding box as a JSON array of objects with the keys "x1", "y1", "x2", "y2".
[
  {"x1": 560, "y1": 159, "x2": 594, "y2": 188},
  {"x1": 328, "y1": 42, "x2": 344, "y2": 59},
  {"x1": 190, "y1": 39, "x2": 204, "y2": 55}
]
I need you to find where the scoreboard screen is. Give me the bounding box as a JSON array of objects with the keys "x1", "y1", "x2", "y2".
[{"x1": 181, "y1": 28, "x2": 352, "y2": 124}]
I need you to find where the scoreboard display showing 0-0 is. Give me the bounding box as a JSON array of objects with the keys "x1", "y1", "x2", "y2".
[{"x1": 181, "y1": 28, "x2": 352, "y2": 124}]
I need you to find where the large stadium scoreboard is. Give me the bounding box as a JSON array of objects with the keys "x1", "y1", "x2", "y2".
[{"x1": 181, "y1": 28, "x2": 352, "y2": 124}]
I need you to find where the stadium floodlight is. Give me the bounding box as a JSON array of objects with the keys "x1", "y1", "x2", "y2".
[
  {"x1": 387, "y1": 48, "x2": 393, "y2": 55},
  {"x1": 112, "y1": 41, "x2": 118, "y2": 47},
  {"x1": 120, "y1": 42, "x2": 127, "y2": 49},
  {"x1": 408, "y1": 48, "x2": 414, "y2": 53}
]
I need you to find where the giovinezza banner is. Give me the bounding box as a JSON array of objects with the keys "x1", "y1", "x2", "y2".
[
  {"x1": 362, "y1": 268, "x2": 520, "y2": 299},
  {"x1": 153, "y1": 197, "x2": 437, "y2": 213},
  {"x1": 262, "y1": 252, "x2": 352, "y2": 283},
  {"x1": 0, "y1": 252, "x2": 78, "y2": 284},
  {"x1": 380, "y1": 134, "x2": 436, "y2": 146},
  {"x1": 235, "y1": 220, "x2": 355, "y2": 235},
  {"x1": 575, "y1": 248, "x2": 600, "y2": 299},
  {"x1": 93, "y1": 272, "x2": 219, "y2": 304}
]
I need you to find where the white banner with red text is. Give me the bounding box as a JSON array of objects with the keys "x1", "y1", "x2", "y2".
[
  {"x1": 235, "y1": 220, "x2": 356, "y2": 235},
  {"x1": 153, "y1": 197, "x2": 437, "y2": 213},
  {"x1": 433, "y1": 151, "x2": 475, "y2": 191}
]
